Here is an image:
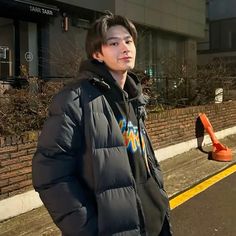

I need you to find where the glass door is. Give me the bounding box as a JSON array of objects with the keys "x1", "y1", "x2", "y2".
[{"x1": 19, "y1": 20, "x2": 38, "y2": 77}]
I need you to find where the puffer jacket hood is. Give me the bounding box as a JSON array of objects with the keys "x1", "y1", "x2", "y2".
[
  {"x1": 79, "y1": 59, "x2": 144, "y2": 103},
  {"x1": 79, "y1": 59, "x2": 148, "y2": 125}
]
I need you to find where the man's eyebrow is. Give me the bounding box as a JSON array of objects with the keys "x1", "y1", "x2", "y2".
[{"x1": 106, "y1": 35, "x2": 132, "y2": 41}]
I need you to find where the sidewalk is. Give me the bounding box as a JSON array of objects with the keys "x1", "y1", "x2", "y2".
[{"x1": 0, "y1": 134, "x2": 236, "y2": 236}]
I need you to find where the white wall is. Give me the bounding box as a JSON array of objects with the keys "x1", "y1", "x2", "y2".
[
  {"x1": 115, "y1": 0, "x2": 206, "y2": 38},
  {"x1": 57, "y1": 0, "x2": 205, "y2": 38},
  {"x1": 56, "y1": 0, "x2": 115, "y2": 13}
]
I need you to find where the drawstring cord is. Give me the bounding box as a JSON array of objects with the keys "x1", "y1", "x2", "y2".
[
  {"x1": 137, "y1": 107, "x2": 151, "y2": 176},
  {"x1": 122, "y1": 91, "x2": 150, "y2": 176}
]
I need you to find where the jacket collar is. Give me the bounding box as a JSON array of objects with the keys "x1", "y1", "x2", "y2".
[{"x1": 79, "y1": 59, "x2": 143, "y2": 101}]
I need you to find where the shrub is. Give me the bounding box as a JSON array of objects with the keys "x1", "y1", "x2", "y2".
[{"x1": 0, "y1": 79, "x2": 64, "y2": 136}]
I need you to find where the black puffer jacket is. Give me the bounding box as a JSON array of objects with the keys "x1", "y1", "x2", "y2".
[{"x1": 32, "y1": 60, "x2": 168, "y2": 236}]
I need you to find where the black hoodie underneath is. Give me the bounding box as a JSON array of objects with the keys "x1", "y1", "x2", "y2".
[{"x1": 80, "y1": 60, "x2": 168, "y2": 235}]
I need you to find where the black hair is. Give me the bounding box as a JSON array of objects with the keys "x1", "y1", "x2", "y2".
[{"x1": 85, "y1": 11, "x2": 137, "y2": 59}]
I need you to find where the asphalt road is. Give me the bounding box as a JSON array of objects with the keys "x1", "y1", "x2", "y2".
[{"x1": 171, "y1": 172, "x2": 236, "y2": 236}]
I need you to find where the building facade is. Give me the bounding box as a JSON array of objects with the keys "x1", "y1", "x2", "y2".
[
  {"x1": 0, "y1": 0, "x2": 205, "y2": 82},
  {"x1": 198, "y1": 0, "x2": 236, "y2": 68}
]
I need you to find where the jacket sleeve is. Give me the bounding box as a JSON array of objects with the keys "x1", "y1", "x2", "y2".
[{"x1": 32, "y1": 88, "x2": 97, "y2": 236}]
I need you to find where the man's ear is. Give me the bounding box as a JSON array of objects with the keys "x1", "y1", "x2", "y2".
[{"x1": 92, "y1": 52, "x2": 103, "y2": 63}]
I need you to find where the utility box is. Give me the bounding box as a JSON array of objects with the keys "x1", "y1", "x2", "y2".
[{"x1": 215, "y1": 88, "x2": 223, "y2": 103}]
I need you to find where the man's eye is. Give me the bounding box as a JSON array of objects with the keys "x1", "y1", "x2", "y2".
[
  {"x1": 109, "y1": 42, "x2": 119, "y2": 46},
  {"x1": 126, "y1": 40, "x2": 133, "y2": 44}
]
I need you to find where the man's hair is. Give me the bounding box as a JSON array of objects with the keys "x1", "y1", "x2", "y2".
[{"x1": 85, "y1": 11, "x2": 137, "y2": 59}]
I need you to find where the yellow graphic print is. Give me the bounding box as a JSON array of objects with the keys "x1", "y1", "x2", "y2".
[{"x1": 118, "y1": 118, "x2": 145, "y2": 154}]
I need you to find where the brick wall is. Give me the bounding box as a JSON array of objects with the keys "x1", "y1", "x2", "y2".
[
  {"x1": 0, "y1": 101, "x2": 236, "y2": 201},
  {"x1": 146, "y1": 100, "x2": 236, "y2": 149},
  {"x1": 0, "y1": 132, "x2": 39, "y2": 200}
]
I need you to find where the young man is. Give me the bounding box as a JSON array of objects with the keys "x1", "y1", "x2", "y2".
[{"x1": 32, "y1": 12, "x2": 172, "y2": 236}]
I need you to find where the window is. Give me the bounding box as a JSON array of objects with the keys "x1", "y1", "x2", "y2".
[
  {"x1": 0, "y1": 17, "x2": 38, "y2": 80},
  {"x1": 210, "y1": 18, "x2": 236, "y2": 51},
  {"x1": 0, "y1": 17, "x2": 14, "y2": 79},
  {"x1": 136, "y1": 26, "x2": 185, "y2": 77},
  {"x1": 210, "y1": 21, "x2": 220, "y2": 50}
]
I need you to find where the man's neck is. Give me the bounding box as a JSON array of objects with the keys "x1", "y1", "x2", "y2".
[{"x1": 109, "y1": 70, "x2": 127, "y2": 89}]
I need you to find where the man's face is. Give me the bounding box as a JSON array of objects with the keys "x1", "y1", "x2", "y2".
[{"x1": 94, "y1": 25, "x2": 136, "y2": 72}]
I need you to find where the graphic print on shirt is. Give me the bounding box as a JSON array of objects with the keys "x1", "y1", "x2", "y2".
[{"x1": 118, "y1": 117, "x2": 146, "y2": 155}]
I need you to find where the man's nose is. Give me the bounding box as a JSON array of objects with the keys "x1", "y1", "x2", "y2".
[{"x1": 120, "y1": 41, "x2": 129, "y2": 53}]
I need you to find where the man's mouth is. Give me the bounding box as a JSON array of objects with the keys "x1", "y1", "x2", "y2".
[{"x1": 120, "y1": 57, "x2": 132, "y2": 60}]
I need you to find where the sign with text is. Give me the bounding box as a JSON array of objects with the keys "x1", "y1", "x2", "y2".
[{"x1": 14, "y1": 0, "x2": 59, "y2": 17}]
